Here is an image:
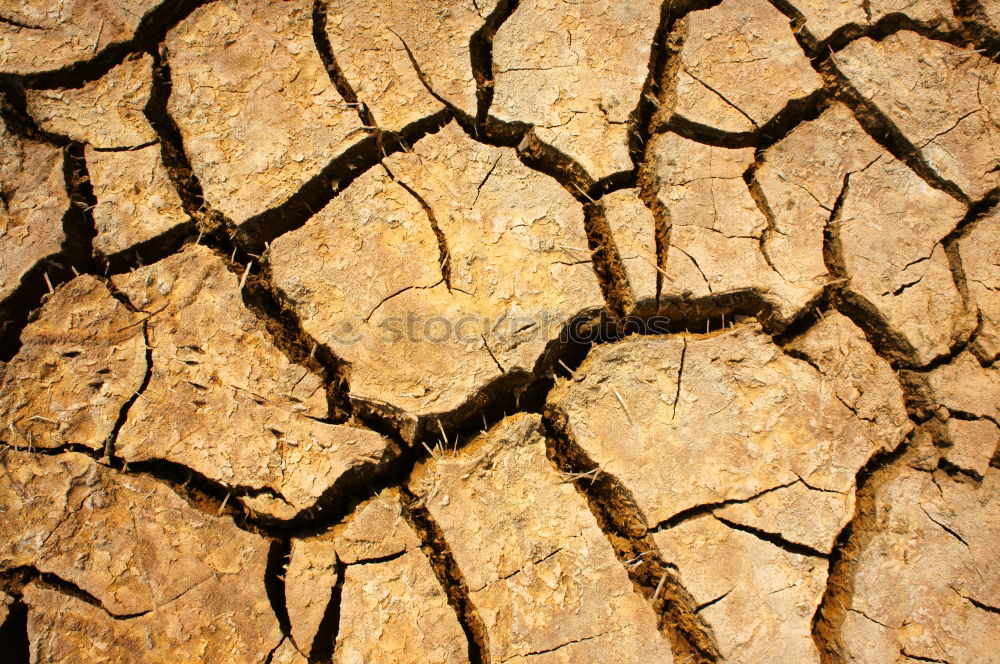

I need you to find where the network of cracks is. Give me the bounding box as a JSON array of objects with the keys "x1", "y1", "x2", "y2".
[{"x1": 1, "y1": 0, "x2": 1000, "y2": 663}]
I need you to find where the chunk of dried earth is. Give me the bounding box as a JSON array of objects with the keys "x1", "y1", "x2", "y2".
[
  {"x1": 165, "y1": 0, "x2": 365, "y2": 226},
  {"x1": 654, "y1": 514, "x2": 826, "y2": 663},
  {"x1": 25, "y1": 54, "x2": 156, "y2": 149},
  {"x1": 492, "y1": 0, "x2": 661, "y2": 179},
  {"x1": 781, "y1": 0, "x2": 867, "y2": 42},
  {"x1": 0, "y1": 276, "x2": 146, "y2": 452},
  {"x1": 751, "y1": 103, "x2": 883, "y2": 313},
  {"x1": 24, "y1": 579, "x2": 281, "y2": 664},
  {"x1": 86, "y1": 144, "x2": 190, "y2": 258},
  {"x1": 959, "y1": 208, "x2": 1000, "y2": 363},
  {"x1": 112, "y1": 245, "x2": 394, "y2": 520},
  {"x1": 665, "y1": 0, "x2": 821, "y2": 136},
  {"x1": 3, "y1": 3, "x2": 1000, "y2": 661},
  {"x1": 836, "y1": 149, "x2": 971, "y2": 365},
  {"x1": 409, "y1": 413, "x2": 674, "y2": 663},
  {"x1": 0, "y1": 117, "x2": 69, "y2": 311},
  {"x1": 550, "y1": 317, "x2": 910, "y2": 551},
  {"x1": 269, "y1": 122, "x2": 603, "y2": 440},
  {"x1": 603, "y1": 188, "x2": 658, "y2": 306},
  {"x1": 24, "y1": 55, "x2": 190, "y2": 259}
]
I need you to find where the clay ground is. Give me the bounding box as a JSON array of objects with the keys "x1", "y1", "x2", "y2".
[{"x1": 1, "y1": 0, "x2": 1000, "y2": 662}]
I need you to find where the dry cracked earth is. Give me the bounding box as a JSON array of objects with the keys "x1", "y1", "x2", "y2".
[{"x1": 1, "y1": 0, "x2": 999, "y2": 663}]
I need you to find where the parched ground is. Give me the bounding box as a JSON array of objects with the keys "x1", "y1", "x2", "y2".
[{"x1": 1, "y1": 1, "x2": 999, "y2": 663}]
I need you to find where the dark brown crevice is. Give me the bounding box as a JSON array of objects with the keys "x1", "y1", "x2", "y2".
[
  {"x1": 952, "y1": 0, "x2": 1000, "y2": 59},
  {"x1": 8, "y1": 0, "x2": 212, "y2": 90},
  {"x1": 590, "y1": 168, "x2": 639, "y2": 200},
  {"x1": 311, "y1": 0, "x2": 378, "y2": 129},
  {"x1": 714, "y1": 516, "x2": 831, "y2": 559},
  {"x1": 383, "y1": 167, "x2": 453, "y2": 289},
  {"x1": 651, "y1": 196, "x2": 671, "y2": 307},
  {"x1": 663, "y1": 87, "x2": 829, "y2": 152},
  {"x1": 942, "y1": 189, "x2": 1000, "y2": 302},
  {"x1": 469, "y1": 0, "x2": 521, "y2": 125},
  {"x1": 582, "y1": 201, "x2": 635, "y2": 319},
  {"x1": 60, "y1": 142, "x2": 100, "y2": 274},
  {"x1": 264, "y1": 538, "x2": 293, "y2": 639},
  {"x1": 99, "y1": 221, "x2": 199, "y2": 275},
  {"x1": 0, "y1": 594, "x2": 29, "y2": 664},
  {"x1": 399, "y1": 486, "x2": 490, "y2": 664},
  {"x1": 307, "y1": 557, "x2": 345, "y2": 663},
  {"x1": 143, "y1": 45, "x2": 226, "y2": 238},
  {"x1": 101, "y1": 321, "x2": 152, "y2": 461},
  {"x1": 350, "y1": 309, "x2": 602, "y2": 445},
  {"x1": 237, "y1": 109, "x2": 452, "y2": 254},
  {"x1": 542, "y1": 406, "x2": 721, "y2": 664},
  {"x1": 625, "y1": 0, "x2": 715, "y2": 167},
  {"x1": 0, "y1": 567, "x2": 150, "y2": 620},
  {"x1": 635, "y1": 133, "x2": 672, "y2": 309},
  {"x1": 810, "y1": 434, "x2": 914, "y2": 664}
]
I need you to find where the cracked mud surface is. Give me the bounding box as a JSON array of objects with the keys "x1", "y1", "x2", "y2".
[{"x1": 1, "y1": 1, "x2": 999, "y2": 663}]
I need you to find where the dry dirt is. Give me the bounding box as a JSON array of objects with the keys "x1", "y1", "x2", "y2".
[{"x1": 1, "y1": 1, "x2": 999, "y2": 663}]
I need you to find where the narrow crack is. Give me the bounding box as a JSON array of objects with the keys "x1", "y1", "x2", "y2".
[
  {"x1": 312, "y1": 0, "x2": 378, "y2": 128},
  {"x1": 695, "y1": 588, "x2": 733, "y2": 613},
  {"x1": 683, "y1": 67, "x2": 759, "y2": 129},
  {"x1": 399, "y1": 486, "x2": 490, "y2": 664},
  {"x1": 920, "y1": 506, "x2": 970, "y2": 548},
  {"x1": 669, "y1": 338, "x2": 687, "y2": 423},
  {"x1": 900, "y1": 650, "x2": 952, "y2": 664},
  {"x1": 651, "y1": 479, "x2": 800, "y2": 532},
  {"x1": 958, "y1": 591, "x2": 1000, "y2": 616},
  {"x1": 101, "y1": 321, "x2": 153, "y2": 461},
  {"x1": 543, "y1": 406, "x2": 721, "y2": 663},
  {"x1": 810, "y1": 434, "x2": 913, "y2": 664},
  {"x1": 383, "y1": 166, "x2": 453, "y2": 289},
  {"x1": 713, "y1": 515, "x2": 830, "y2": 559},
  {"x1": 510, "y1": 626, "x2": 628, "y2": 661},
  {"x1": 0, "y1": 567, "x2": 150, "y2": 620}
]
